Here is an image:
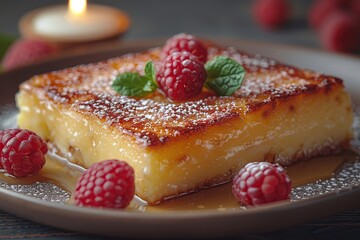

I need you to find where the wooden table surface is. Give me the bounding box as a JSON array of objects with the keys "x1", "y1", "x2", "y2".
[
  {"x1": 0, "y1": 0, "x2": 359, "y2": 239},
  {"x1": 0, "y1": 208, "x2": 359, "y2": 240}
]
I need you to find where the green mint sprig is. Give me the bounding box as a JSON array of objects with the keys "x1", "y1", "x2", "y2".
[
  {"x1": 205, "y1": 56, "x2": 246, "y2": 96},
  {"x1": 0, "y1": 34, "x2": 16, "y2": 60},
  {"x1": 0, "y1": 34, "x2": 16, "y2": 72},
  {"x1": 112, "y1": 57, "x2": 246, "y2": 98},
  {"x1": 111, "y1": 61, "x2": 157, "y2": 97}
]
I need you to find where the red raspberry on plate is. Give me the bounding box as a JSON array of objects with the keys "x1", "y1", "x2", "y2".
[
  {"x1": 161, "y1": 33, "x2": 208, "y2": 63},
  {"x1": 74, "y1": 160, "x2": 135, "y2": 209},
  {"x1": 156, "y1": 52, "x2": 206, "y2": 101},
  {"x1": 252, "y1": 0, "x2": 290, "y2": 30},
  {"x1": 0, "y1": 129, "x2": 48, "y2": 177},
  {"x1": 320, "y1": 11, "x2": 360, "y2": 52},
  {"x1": 1, "y1": 39, "x2": 57, "y2": 71},
  {"x1": 232, "y1": 162, "x2": 292, "y2": 206}
]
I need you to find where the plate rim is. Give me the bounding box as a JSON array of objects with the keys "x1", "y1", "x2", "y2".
[
  {"x1": 1, "y1": 184, "x2": 360, "y2": 218},
  {"x1": 1, "y1": 185, "x2": 359, "y2": 237}
]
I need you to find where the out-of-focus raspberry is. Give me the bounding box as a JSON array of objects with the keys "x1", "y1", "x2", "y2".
[
  {"x1": 320, "y1": 11, "x2": 360, "y2": 52},
  {"x1": 252, "y1": 0, "x2": 290, "y2": 30},
  {"x1": 350, "y1": 0, "x2": 360, "y2": 23},
  {"x1": 308, "y1": 0, "x2": 353, "y2": 29},
  {"x1": 1, "y1": 39, "x2": 57, "y2": 71}
]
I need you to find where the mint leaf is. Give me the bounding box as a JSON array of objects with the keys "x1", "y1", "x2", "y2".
[
  {"x1": 205, "y1": 56, "x2": 246, "y2": 96},
  {"x1": 144, "y1": 61, "x2": 156, "y2": 81},
  {"x1": 0, "y1": 34, "x2": 16, "y2": 62},
  {"x1": 112, "y1": 61, "x2": 157, "y2": 97},
  {"x1": 143, "y1": 61, "x2": 157, "y2": 92}
]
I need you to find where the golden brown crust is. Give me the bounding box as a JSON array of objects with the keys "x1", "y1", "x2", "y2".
[{"x1": 20, "y1": 45, "x2": 345, "y2": 147}]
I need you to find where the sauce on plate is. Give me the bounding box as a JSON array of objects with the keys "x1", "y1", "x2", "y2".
[{"x1": 0, "y1": 151, "x2": 355, "y2": 212}]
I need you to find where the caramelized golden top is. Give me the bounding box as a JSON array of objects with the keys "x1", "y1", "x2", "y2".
[{"x1": 20, "y1": 45, "x2": 344, "y2": 146}]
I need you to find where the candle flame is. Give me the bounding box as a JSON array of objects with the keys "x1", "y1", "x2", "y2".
[{"x1": 68, "y1": 0, "x2": 87, "y2": 16}]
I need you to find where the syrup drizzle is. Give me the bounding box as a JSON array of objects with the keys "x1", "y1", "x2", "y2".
[
  {"x1": 141, "y1": 154, "x2": 349, "y2": 212},
  {"x1": 0, "y1": 150, "x2": 353, "y2": 212}
]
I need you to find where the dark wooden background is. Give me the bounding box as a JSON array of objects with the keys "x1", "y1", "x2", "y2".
[{"x1": 0, "y1": 0, "x2": 359, "y2": 239}]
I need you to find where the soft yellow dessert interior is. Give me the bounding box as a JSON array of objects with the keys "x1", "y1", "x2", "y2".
[{"x1": 17, "y1": 83, "x2": 353, "y2": 204}]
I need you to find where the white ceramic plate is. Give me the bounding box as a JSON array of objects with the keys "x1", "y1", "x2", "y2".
[{"x1": 0, "y1": 39, "x2": 360, "y2": 238}]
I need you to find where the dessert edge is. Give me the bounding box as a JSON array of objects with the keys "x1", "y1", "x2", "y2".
[{"x1": 16, "y1": 44, "x2": 353, "y2": 204}]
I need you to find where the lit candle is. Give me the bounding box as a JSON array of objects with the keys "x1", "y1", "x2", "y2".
[{"x1": 19, "y1": 0, "x2": 130, "y2": 44}]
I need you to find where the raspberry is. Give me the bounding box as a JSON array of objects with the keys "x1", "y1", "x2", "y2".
[
  {"x1": 74, "y1": 160, "x2": 135, "y2": 209},
  {"x1": 320, "y1": 11, "x2": 360, "y2": 52},
  {"x1": 161, "y1": 33, "x2": 208, "y2": 63},
  {"x1": 0, "y1": 131, "x2": 5, "y2": 169},
  {"x1": 0, "y1": 129, "x2": 48, "y2": 177},
  {"x1": 232, "y1": 162, "x2": 292, "y2": 206},
  {"x1": 156, "y1": 52, "x2": 206, "y2": 101},
  {"x1": 1, "y1": 39, "x2": 57, "y2": 71},
  {"x1": 308, "y1": 0, "x2": 349, "y2": 30},
  {"x1": 252, "y1": 0, "x2": 290, "y2": 30},
  {"x1": 350, "y1": 0, "x2": 360, "y2": 23}
]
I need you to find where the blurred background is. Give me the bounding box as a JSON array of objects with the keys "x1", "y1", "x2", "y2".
[{"x1": 0, "y1": 0, "x2": 359, "y2": 70}]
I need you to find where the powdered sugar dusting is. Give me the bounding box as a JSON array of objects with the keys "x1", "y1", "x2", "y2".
[
  {"x1": 22, "y1": 45, "x2": 343, "y2": 146},
  {"x1": 75, "y1": 94, "x2": 242, "y2": 145}
]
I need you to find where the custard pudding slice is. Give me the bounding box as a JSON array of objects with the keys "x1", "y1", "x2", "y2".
[{"x1": 16, "y1": 46, "x2": 353, "y2": 204}]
